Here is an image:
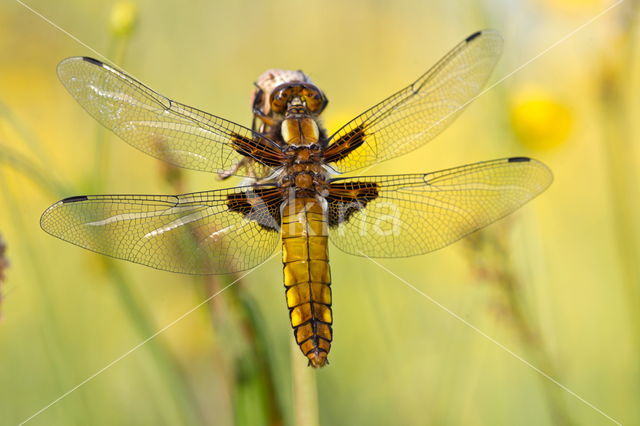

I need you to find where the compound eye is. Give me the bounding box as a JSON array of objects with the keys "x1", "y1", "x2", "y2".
[
  {"x1": 302, "y1": 88, "x2": 320, "y2": 99},
  {"x1": 302, "y1": 88, "x2": 326, "y2": 113},
  {"x1": 270, "y1": 88, "x2": 290, "y2": 113}
]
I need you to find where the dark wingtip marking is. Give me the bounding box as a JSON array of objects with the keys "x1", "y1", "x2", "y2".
[
  {"x1": 466, "y1": 31, "x2": 482, "y2": 43},
  {"x1": 81, "y1": 57, "x2": 104, "y2": 66},
  {"x1": 61, "y1": 195, "x2": 89, "y2": 203},
  {"x1": 508, "y1": 156, "x2": 531, "y2": 163}
]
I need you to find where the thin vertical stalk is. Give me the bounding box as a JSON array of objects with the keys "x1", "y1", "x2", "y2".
[
  {"x1": 465, "y1": 228, "x2": 575, "y2": 425},
  {"x1": 83, "y1": 12, "x2": 204, "y2": 422},
  {"x1": 290, "y1": 338, "x2": 319, "y2": 426},
  {"x1": 0, "y1": 159, "x2": 202, "y2": 424},
  {"x1": 103, "y1": 260, "x2": 203, "y2": 426},
  {"x1": 0, "y1": 99, "x2": 48, "y2": 160},
  {"x1": 463, "y1": 4, "x2": 578, "y2": 417},
  {"x1": 158, "y1": 136, "x2": 284, "y2": 425},
  {"x1": 231, "y1": 282, "x2": 285, "y2": 426},
  {"x1": 0, "y1": 144, "x2": 68, "y2": 196},
  {"x1": 90, "y1": 40, "x2": 124, "y2": 189},
  {"x1": 598, "y1": 1, "x2": 640, "y2": 380},
  {"x1": 0, "y1": 104, "x2": 202, "y2": 422},
  {"x1": 202, "y1": 275, "x2": 235, "y2": 420},
  {"x1": 205, "y1": 275, "x2": 285, "y2": 426},
  {"x1": 92, "y1": 1, "x2": 138, "y2": 192},
  {"x1": 0, "y1": 169, "x2": 92, "y2": 423}
]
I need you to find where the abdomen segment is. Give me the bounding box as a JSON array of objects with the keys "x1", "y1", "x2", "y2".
[{"x1": 281, "y1": 196, "x2": 333, "y2": 367}]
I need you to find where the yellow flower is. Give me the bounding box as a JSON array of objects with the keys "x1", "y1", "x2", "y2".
[
  {"x1": 509, "y1": 88, "x2": 573, "y2": 150},
  {"x1": 110, "y1": 1, "x2": 138, "y2": 38}
]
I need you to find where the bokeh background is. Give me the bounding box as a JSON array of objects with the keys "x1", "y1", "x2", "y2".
[{"x1": 1, "y1": 0, "x2": 639, "y2": 425}]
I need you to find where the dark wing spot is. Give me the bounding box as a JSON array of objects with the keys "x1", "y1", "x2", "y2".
[
  {"x1": 230, "y1": 133, "x2": 284, "y2": 167},
  {"x1": 465, "y1": 31, "x2": 482, "y2": 42},
  {"x1": 508, "y1": 157, "x2": 531, "y2": 163},
  {"x1": 227, "y1": 187, "x2": 283, "y2": 231},
  {"x1": 61, "y1": 195, "x2": 89, "y2": 203},
  {"x1": 81, "y1": 57, "x2": 104, "y2": 66},
  {"x1": 323, "y1": 126, "x2": 366, "y2": 163},
  {"x1": 327, "y1": 181, "x2": 379, "y2": 227}
]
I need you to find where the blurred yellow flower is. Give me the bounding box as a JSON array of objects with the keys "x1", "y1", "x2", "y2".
[
  {"x1": 110, "y1": 1, "x2": 138, "y2": 38},
  {"x1": 509, "y1": 88, "x2": 573, "y2": 150}
]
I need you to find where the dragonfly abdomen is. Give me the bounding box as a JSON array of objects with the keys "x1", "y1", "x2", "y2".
[{"x1": 281, "y1": 196, "x2": 333, "y2": 367}]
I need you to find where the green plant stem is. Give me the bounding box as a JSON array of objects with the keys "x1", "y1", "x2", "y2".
[
  {"x1": 0, "y1": 159, "x2": 203, "y2": 423},
  {"x1": 208, "y1": 275, "x2": 284, "y2": 426},
  {"x1": 0, "y1": 15, "x2": 207, "y2": 422},
  {"x1": 290, "y1": 338, "x2": 319, "y2": 426},
  {"x1": 88, "y1": 34, "x2": 203, "y2": 423},
  {"x1": 92, "y1": 126, "x2": 109, "y2": 193},
  {"x1": 0, "y1": 144, "x2": 68, "y2": 196},
  {"x1": 91, "y1": 34, "x2": 133, "y2": 192},
  {"x1": 0, "y1": 169, "x2": 91, "y2": 423},
  {"x1": 497, "y1": 255, "x2": 574, "y2": 426},
  {"x1": 598, "y1": 1, "x2": 640, "y2": 391},
  {"x1": 103, "y1": 259, "x2": 203, "y2": 425},
  {"x1": 466, "y1": 229, "x2": 575, "y2": 425},
  {"x1": 232, "y1": 283, "x2": 284, "y2": 426},
  {"x1": 0, "y1": 98, "x2": 48, "y2": 160},
  {"x1": 165, "y1": 137, "x2": 284, "y2": 426}
]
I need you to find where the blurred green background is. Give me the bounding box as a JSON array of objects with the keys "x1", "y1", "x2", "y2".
[{"x1": 1, "y1": 0, "x2": 639, "y2": 425}]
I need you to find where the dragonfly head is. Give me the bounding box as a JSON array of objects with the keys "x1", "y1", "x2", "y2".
[
  {"x1": 252, "y1": 69, "x2": 328, "y2": 118},
  {"x1": 270, "y1": 82, "x2": 328, "y2": 117}
]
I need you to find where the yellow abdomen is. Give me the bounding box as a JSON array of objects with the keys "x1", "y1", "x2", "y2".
[{"x1": 281, "y1": 196, "x2": 333, "y2": 367}]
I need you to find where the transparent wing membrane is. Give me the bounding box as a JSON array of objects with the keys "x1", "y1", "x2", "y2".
[
  {"x1": 46, "y1": 30, "x2": 553, "y2": 276},
  {"x1": 327, "y1": 157, "x2": 552, "y2": 257},
  {"x1": 40, "y1": 186, "x2": 284, "y2": 274},
  {"x1": 57, "y1": 57, "x2": 283, "y2": 176},
  {"x1": 325, "y1": 30, "x2": 503, "y2": 172}
]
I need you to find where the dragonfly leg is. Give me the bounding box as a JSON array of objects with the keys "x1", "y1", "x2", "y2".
[
  {"x1": 218, "y1": 157, "x2": 250, "y2": 180},
  {"x1": 253, "y1": 108, "x2": 278, "y2": 127}
]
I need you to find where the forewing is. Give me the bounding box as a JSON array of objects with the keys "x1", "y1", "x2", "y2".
[
  {"x1": 327, "y1": 157, "x2": 552, "y2": 257},
  {"x1": 57, "y1": 57, "x2": 284, "y2": 176},
  {"x1": 324, "y1": 30, "x2": 503, "y2": 172},
  {"x1": 40, "y1": 186, "x2": 284, "y2": 274}
]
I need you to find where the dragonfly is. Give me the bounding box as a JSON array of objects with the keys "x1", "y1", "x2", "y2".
[{"x1": 41, "y1": 30, "x2": 552, "y2": 368}]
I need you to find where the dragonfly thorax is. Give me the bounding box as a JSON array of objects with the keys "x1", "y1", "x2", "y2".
[
  {"x1": 279, "y1": 162, "x2": 329, "y2": 194},
  {"x1": 281, "y1": 116, "x2": 320, "y2": 145}
]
